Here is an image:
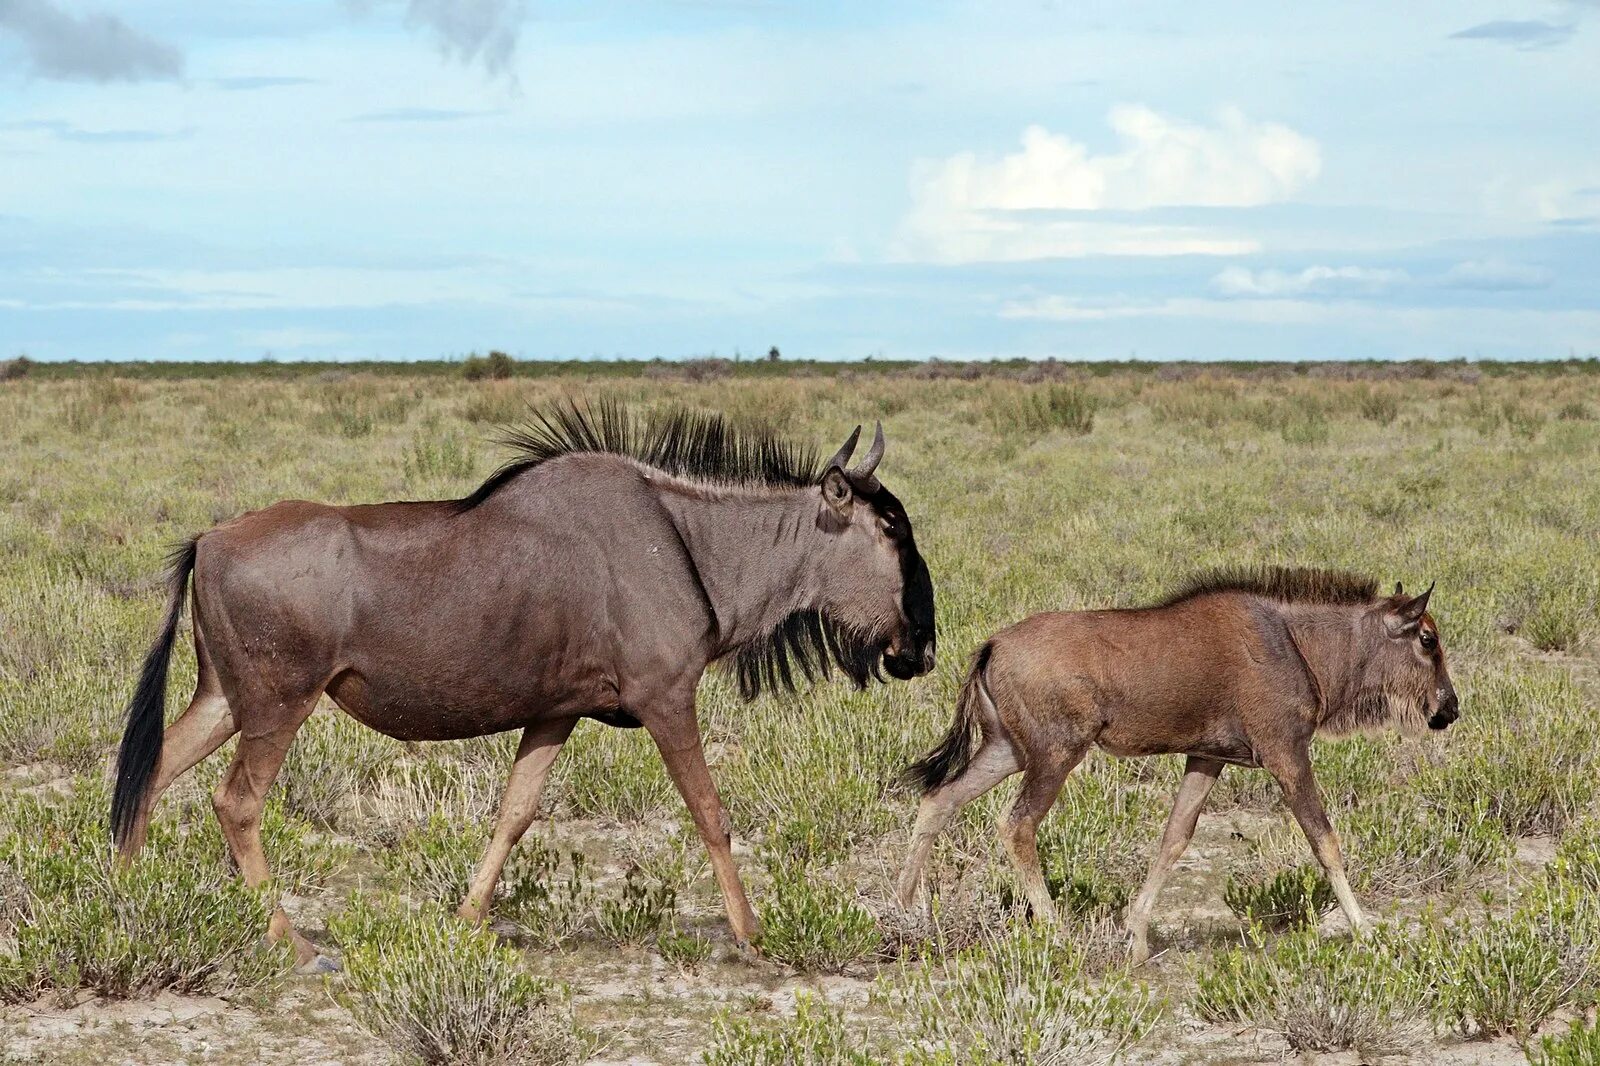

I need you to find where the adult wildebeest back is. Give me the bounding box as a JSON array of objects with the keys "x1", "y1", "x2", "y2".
[
  {"x1": 111, "y1": 400, "x2": 935, "y2": 970},
  {"x1": 897, "y1": 567, "x2": 1457, "y2": 964}
]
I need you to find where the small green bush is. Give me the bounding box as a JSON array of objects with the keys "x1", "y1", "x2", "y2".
[
  {"x1": 757, "y1": 860, "x2": 880, "y2": 974},
  {"x1": 1531, "y1": 1018, "x2": 1600, "y2": 1065},
  {"x1": 0, "y1": 788, "x2": 291, "y2": 1001},
  {"x1": 405, "y1": 426, "x2": 476, "y2": 481},
  {"x1": 333, "y1": 898, "x2": 586, "y2": 1066},
  {"x1": 657, "y1": 923, "x2": 712, "y2": 973},
  {"x1": 1343, "y1": 791, "x2": 1510, "y2": 896},
  {"x1": 463, "y1": 350, "x2": 516, "y2": 381},
  {"x1": 705, "y1": 992, "x2": 886, "y2": 1066},
  {"x1": 1426, "y1": 883, "x2": 1600, "y2": 1041},
  {"x1": 985, "y1": 384, "x2": 1097, "y2": 436},
  {"x1": 1192, "y1": 926, "x2": 1430, "y2": 1056},
  {"x1": 901, "y1": 926, "x2": 1159, "y2": 1066},
  {"x1": 596, "y1": 867, "x2": 675, "y2": 947},
  {"x1": 379, "y1": 815, "x2": 592, "y2": 947},
  {"x1": 1223, "y1": 867, "x2": 1334, "y2": 931}
]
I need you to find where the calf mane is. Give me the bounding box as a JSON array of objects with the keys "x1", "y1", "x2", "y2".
[
  {"x1": 456, "y1": 397, "x2": 820, "y2": 511},
  {"x1": 1155, "y1": 565, "x2": 1379, "y2": 609}
]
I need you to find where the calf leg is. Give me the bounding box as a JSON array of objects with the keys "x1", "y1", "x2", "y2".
[
  {"x1": 1126, "y1": 755, "x2": 1223, "y2": 965},
  {"x1": 896, "y1": 734, "x2": 1021, "y2": 909},
  {"x1": 645, "y1": 710, "x2": 759, "y2": 950},
  {"x1": 212, "y1": 703, "x2": 328, "y2": 972},
  {"x1": 458, "y1": 718, "x2": 576, "y2": 923},
  {"x1": 1001, "y1": 744, "x2": 1089, "y2": 924},
  {"x1": 1266, "y1": 750, "x2": 1366, "y2": 933}
]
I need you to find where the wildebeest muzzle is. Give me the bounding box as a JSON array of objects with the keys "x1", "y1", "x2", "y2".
[{"x1": 1428, "y1": 686, "x2": 1460, "y2": 730}]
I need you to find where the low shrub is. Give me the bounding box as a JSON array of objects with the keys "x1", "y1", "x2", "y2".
[
  {"x1": 1531, "y1": 1019, "x2": 1600, "y2": 1065},
  {"x1": 1426, "y1": 883, "x2": 1600, "y2": 1041},
  {"x1": 985, "y1": 384, "x2": 1097, "y2": 436},
  {"x1": 900, "y1": 925, "x2": 1159, "y2": 1066},
  {"x1": 596, "y1": 867, "x2": 675, "y2": 947},
  {"x1": 1342, "y1": 790, "x2": 1510, "y2": 896},
  {"x1": 656, "y1": 923, "x2": 712, "y2": 973},
  {"x1": 705, "y1": 992, "x2": 886, "y2": 1066},
  {"x1": 0, "y1": 354, "x2": 31, "y2": 381},
  {"x1": 378, "y1": 815, "x2": 592, "y2": 947},
  {"x1": 1223, "y1": 867, "x2": 1334, "y2": 931},
  {"x1": 757, "y1": 859, "x2": 880, "y2": 974},
  {"x1": 462, "y1": 350, "x2": 516, "y2": 381},
  {"x1": 0, "y1": 788, "x2": 291, "y2": 1001},
  {"x1": 1192, "y1": 926, "x2": 1431, "y2": 1056},
  {"x1": 333, "y1": 898, "x2": 586, "y2": 1066}
]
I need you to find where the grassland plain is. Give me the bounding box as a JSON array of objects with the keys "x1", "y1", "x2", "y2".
[{"x1": 1, "y1": 361, "x2": 1598, "y2": 1065}]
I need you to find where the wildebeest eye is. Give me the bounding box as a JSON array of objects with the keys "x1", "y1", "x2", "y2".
[{"x1": 1419, "y1": 631, "x2": 1437, "y2": 650}]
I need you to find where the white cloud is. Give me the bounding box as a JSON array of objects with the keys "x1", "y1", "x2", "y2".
[
  {"x1": 896, "y1": 106, "x2": 1321, "y2": 263},
  {"x1": 1211, "y1": 264, "x2": 1409, "y2": 297},
  {"x1": 1444, "y1": 259, "x2": 1553, "y2": 291}
]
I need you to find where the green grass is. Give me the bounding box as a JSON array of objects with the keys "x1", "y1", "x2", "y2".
[{"x1": 3, "y1": 365, "x2": 1600, "y2": 1059}]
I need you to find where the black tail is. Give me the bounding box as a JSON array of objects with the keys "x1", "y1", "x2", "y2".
[
  {"x1": 110, "y1": 537, "x2": 198, "y2": 851},
  {"x1": 903, "y1": 642, "x2": 993, "y2": 795}
]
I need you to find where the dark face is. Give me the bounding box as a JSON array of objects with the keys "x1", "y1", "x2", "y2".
[
  {"x1": 1372, "y1": 583, "x2": 1458, "y2": 733},
  {"x1": 859, "y1": 481, "x2": 936, "y2": 680}
]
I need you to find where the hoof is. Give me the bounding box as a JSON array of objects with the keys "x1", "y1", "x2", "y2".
[
  {"x1": 733, "y1": 938, "x2": 762, "y2": 963},
  {"x1": 295, "y1": 953, "x2": 341, "y2": 976}
]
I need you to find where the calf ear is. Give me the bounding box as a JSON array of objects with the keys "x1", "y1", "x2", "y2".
[
  {"x1": 820, "y1": 466, "x2": 854, "y2": 524},
  {"x1": 1394, "y1": 581, "x2": 1404, "y2": 596},
  {"x1": 1386, "y1": 581, "x2": 1434, "y2": 634}
]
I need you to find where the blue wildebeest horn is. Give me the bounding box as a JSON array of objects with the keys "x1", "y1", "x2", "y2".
[
  {"x1": 827, "y1": 425, "x2": 862, "y2": 472},
  {"x1": 852, "y1": 421, "x2": 885, "y2": 483}
]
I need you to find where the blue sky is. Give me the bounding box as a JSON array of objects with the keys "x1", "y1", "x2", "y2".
[{"x1": 2, "y1": 1, "x2": 1597, "y2": 362}]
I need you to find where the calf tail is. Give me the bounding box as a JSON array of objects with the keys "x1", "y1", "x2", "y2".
[
  {"x1": 110, "y1": 537, "x2": 198, "y2": 851},
  {"x1": 903, "y1": 642, "x2": 993, "y2": 795}
]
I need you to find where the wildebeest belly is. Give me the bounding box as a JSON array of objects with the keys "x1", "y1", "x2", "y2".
[
  {"x1": 1094, "y1": 704, "x2": 1257, "y2": 765},
  {"x1": 326, "y1": 660, "x2": 619, "y2": 741}
]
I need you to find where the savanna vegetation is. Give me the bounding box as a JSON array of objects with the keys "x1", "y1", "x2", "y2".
[{"x1": 1, "y1": 360, "x2": 1597, "y2": 1064}]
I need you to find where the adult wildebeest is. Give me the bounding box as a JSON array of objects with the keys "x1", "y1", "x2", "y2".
[
  {"x1": 897, "y1": 568, "x2": 1457, "y2": 964},
  {"x1": 111, "y1": 401, "x2": 935, "y2": 971}
]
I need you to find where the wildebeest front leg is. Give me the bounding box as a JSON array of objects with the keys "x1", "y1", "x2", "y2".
[
  {"x1": 645, "y1": 711, "x2": 760, "y2": 950},
  {"x1": 1126, "y1": 755, "x2": 1223, "y2": 965},
  {"x1": 1266, "y1": 749, "x2": 1366, "y2": 934},
  {"x1": 458, "y1": 717, "x2": 576, "y2": 924}
]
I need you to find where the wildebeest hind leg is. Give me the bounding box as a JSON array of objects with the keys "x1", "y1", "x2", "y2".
[
  {"x1": 895, "y1": 735, "x2": 1021, "y2": 909},
  {"x1": 211, "y1": 701, "x2": 329, "y2": 972},
  {"x1": 458, "y1": 717, "x2": 576, "y2": 924},
  {"x1": 1001, "y1": 744, "x2": 1089, "y2": 924},
  {"x1": 1266, "y1": 749, "x2": 1367, "y2": 935},
  {"x1": 644, "y1": 711, "x2": 759, "y2": 951},
  {"x1": 1126, "y1": 755, "x2": 1223, "y2": 965},
  {"x1": 118, "y1": 688, "x2": 237, "y2": 859}
]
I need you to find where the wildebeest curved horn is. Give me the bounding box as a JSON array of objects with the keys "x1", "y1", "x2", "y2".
[
  {"x1": 826, "y1": 425, "x2": 862, "y2": 472},
  {"x1": 851, "y1": 422, "x2": 885, "y2": 486}
]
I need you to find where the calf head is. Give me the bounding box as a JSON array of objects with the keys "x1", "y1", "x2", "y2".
[{"x1": 1353, "y1": 581, "x2": 1459, "y2": 734}]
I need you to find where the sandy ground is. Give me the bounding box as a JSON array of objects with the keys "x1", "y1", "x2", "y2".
[{"x1": 1, "y1": 811, "x2": 1550, "y2": 1065}]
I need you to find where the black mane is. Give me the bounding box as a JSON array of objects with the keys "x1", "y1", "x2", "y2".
[
  {"x1": 456, "y1": 397, "x2": 822, "y2": 511},
  {"x1": 1155, "y1": 566, "x2": 1379, "y2": 609},
  {"x1": 732, "y1": 610, "x2": 886, "y2": 701}
]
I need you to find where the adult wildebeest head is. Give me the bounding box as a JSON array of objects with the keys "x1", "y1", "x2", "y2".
[
  {"x1": 1348, "y1": 580, "x2": 1459, "y2": 734},
  {"x1": 813, "y1": 423, "x2": 937, "y2": 683}
]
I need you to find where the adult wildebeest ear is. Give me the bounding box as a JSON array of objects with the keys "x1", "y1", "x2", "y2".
[
  {"x1": 1386, "y1": 581, "x2": 1434, "y2": 634},
  {"x1": 820, "y1": 466, "x2": 854, "y2": 524},
  {"x1": 826, "y1": 425, "x2": 862, "y2": 473}
]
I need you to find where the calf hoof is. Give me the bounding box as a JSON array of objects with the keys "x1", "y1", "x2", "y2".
[
  {"x1": 733, "y1": 937, "x2": 763, "y2": 963},
  {"x1": 295, "y1": 953, "x2": 341, "y2": 976}
]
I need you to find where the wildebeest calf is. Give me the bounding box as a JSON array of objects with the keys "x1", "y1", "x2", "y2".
[{"x1": 897, "y1": 567, "x2": 1458, "y2": 963}]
